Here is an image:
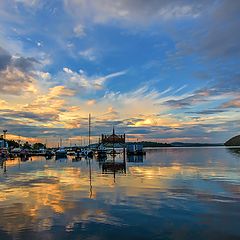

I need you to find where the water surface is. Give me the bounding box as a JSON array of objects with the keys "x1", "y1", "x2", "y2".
[{"x1": 0, "y1": 147, "x2": 240, "y2": 240}]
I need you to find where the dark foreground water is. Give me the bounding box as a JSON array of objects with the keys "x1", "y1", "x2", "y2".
[{"x1": 0, "y1": 147, "x2": 240, "y2": 240}]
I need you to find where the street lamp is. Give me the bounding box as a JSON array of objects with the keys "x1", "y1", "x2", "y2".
[{"x1": 3, "y1": 130, "x2": 7, "y2": 140}]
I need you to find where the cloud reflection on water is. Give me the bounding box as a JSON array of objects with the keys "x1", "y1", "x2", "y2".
[{"x1": 0, "y1": 148, "x2": 240, "y2": 239}]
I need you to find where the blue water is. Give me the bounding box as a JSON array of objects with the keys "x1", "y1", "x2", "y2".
[{"x1": 0, "y1": 147, "x2": 240, "y2": 240}]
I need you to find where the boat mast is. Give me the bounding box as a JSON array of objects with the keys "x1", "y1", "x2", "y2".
[{"x1": 88, "y1": 113, "x2": 91, "y2": 149}]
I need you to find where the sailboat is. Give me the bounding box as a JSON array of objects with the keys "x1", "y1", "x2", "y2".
[
  {"x1": 95, "y1": 143, "x2": 107, "y2": 159},
  {"x1": 55, "y1": 138, "x2": 67, "y2": 159},
  {"x1": 82, "y1": 114, "x2": 93, "y2": 158},
  {"x1": 55, "y1": 147, "x2": 67, "y2": 159}
]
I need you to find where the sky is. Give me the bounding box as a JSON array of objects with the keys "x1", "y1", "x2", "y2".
[{"x1": 0, "y1": 0, "x2": 239, "y2": 146}]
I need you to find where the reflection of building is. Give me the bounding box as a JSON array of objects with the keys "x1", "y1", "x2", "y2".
[
  {"x1": 101, "y1": 128, "x2": 126, "y2": 177},
  {"x1": 127, "y1": 154, "x2": 144, "y2": 163},
  {"x1": 102, "y1": 162, "x2": 126, "y2": 174}
]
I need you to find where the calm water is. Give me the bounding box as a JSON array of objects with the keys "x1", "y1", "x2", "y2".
[{"x1": 0, "y1": 147, "x2": 240, "y2": 240}]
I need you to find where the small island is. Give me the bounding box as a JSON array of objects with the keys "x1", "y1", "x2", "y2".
[{"x1": 224, "y1": 135, "x2": 240, "y2": 146}]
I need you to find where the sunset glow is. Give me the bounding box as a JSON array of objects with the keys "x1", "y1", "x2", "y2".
[{"x1": 0, "y1": 0, "x2": 239, "y2": 145}]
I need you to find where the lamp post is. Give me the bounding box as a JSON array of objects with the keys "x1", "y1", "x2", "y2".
[
  {"x1": 3, "y1": 130, "x2": 7, "y2": 148},
  {"x1": 3, "y1": 130, "x2": 7, "y2": 140}
]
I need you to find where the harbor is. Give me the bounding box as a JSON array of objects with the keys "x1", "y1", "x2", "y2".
[
  {"x1": 1, "y1": 127, "x2": 240, "y2": 239},
  {"x1": 0, "y1": 1, "x2": 240, "y2": 238},
  {"x1": 0, "y1": 121, "x2": 146, "y2": 167}
]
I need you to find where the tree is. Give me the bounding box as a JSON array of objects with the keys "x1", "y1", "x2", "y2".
[
  {"x1": 22, "y1": 141, "x2": 32, "y2": 149},
  {"x1": 7, "y1": 140, "x2": 19, "y2": 148},
  {"x1": 32, "y1": 142, "x2": 46, "y2": 150}
]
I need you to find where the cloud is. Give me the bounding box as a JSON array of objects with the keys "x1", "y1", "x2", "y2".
[
  {"x1": 25, "y1": 85, "x2": 75, "y2": 113},
  {"x1": 33, "y1": 70, "x2": 51, "y2": 80},
  {"x1": 48, "y1": 85, "x2": 75, "y2": 97},
  {"x1": 79, "y1": 48, "x2": 96, "y2": 61},
  {"x1": 0, "y1": 46, "x2": 42, "y2": 95},
  {"x1": 221, "y1": 98, "x2": 240, "y2": 109},
  {"x1": 18, "y1": 85, "x2": 75, "y2": 122},
  {"x1": 0, "y1": 67, "x2": 37, "y2": 95},
  {"x1": 64, "y1": 0, "x2": 208, "y2": 25},
  {"x1": 60, "y1": 68, "x2": 126, "y2": 91},
  {"x1": 73, "y1": 24, "x2": 86, "y2": 37},
  {"x1": 0, "y1": 85, "x2": 77, "y2": 130},
  {"x1": 0, "y1": 99, "x2": 8, "y2": 107},
  {"x1": 175, "y1": 1, "x2": 240, "y2": 59},
  {"x1": 12, "y1": 56, "x2": 39, "y2": 71},
  {"x1": 0, "y1": 46, "x2": 11, "y2": 70},
  {"x1": 0, "y1": 0, "x2": 239, "y2": 144},
  {"x1": 14, "y1": 0, "x2": 42, "y2": 7},
  {"x1": 164, "y1": 73, "x2": 240, "y2": 109},
  {"x1": 0, "y1": 46, "x2": 39, "y2": 72},
  {"x1": 0, "y1": 109, "x2": 58, "y2": 122},
  {"x1": 186, "y1": 109, "x2": 227, "y2": 115},
  {"x1": 164, "y1": 90, "x2": 209, "y2": 108},
  {"x1": 63, "y1": 67, "x2": 73, "y2": 74},
  {"x1": 87, "y1": 99, "x2": 96, "y2": 106},
  {"x1": 200, "y1": 0, "x2": 240, "y2": 58}
]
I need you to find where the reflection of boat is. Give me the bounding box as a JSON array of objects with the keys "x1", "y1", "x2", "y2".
[
  {"x1": 75, "y1": 150, "x2": 81, "y2": 158},
  {"x1": 81, "y1": 149, "x2": 93, "y2": 158},
  {"x1": 19, "y1": 150, "x2": 29, "y2": 161},
  {"x1": 45, "y1": 150, "x2": 54, "y2": 160},
  {"x1": 67, "y1": 151, "x2": 76, "y2": 156},
  {"x1": 55, "y1": 148, "x2": 67, "y2": 159},
  {"x1": 72, "y1": 150, "x2": 82, "y2": 161},
  {"x1": 8, "y1": 153, "x2": 15, "y2": 160},
  {"x1": 72, "y1": 156, "x2": 81, "y2": 162},
  {"x1": 11, "y1": 148, "x2": 22, "y2": 154},
  {"x1": 0, "y1": 158, "x2": 6, "y2": 172},
  {"x1": 31, "y1": 149, "x2": 47, "y2": 156},
  {"x1": 0, "y1": 158, "x2": 4, "y2": 168},
  {"x1": 0, "y1": 150, "x2": 8, "y2": 161}
]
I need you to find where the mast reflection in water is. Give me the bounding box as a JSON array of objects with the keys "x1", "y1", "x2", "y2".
[{"x1": 0, "y1": 147, "x2": 240, "y2": 240}]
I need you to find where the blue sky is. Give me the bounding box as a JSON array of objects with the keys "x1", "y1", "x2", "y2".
[{"x1": 0, "y1": 0, "x2": 240, "y2": 145}]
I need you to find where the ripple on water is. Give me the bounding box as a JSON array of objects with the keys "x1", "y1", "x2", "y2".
[{"x1": 0, "y1": 148, "x2": 240, "y2": 239}]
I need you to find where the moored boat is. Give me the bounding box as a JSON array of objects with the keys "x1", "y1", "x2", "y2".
[
  {"x1": 95, "y1": 143, "x2": 107, "y2": 159},
  {"x1": 55, "y1": 147, "x2": 67, "y2": 159},
  {"x1": 81, "y1": 149, "x2": 93, "y2": 158}
]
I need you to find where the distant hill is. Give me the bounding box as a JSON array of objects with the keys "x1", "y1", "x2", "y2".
[
  {"x1": 136, "y1": 141, "x2": 171, "y2": 147},
  {"x1": 130, "y1": 141, "x2": 222, "y2": 148},
  {"x1": 86, "y1": 141, "x2": 224, "y2": 148},
  {"x1": 171, "y1": 142, "x2": 223, "y2": 147},
  {"x1": 101, "y1": 141, "x2": 223, "y2": 148},
  {"x1": 224, "y1": 135, "x2": 240, "y2": 146}
]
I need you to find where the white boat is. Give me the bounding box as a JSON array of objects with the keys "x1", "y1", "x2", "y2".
[
  {"x1": 81, "y1": 149, "x2": 93, "y2": 157},
  {"x1": 95, "y1": 144, "x2": 107, "y2": 158},
  {"x1": 74, "y1": 150, "x2": 82, "y2": 159},
  {"x1": 55, "y1": 148, "x2": 67, "y2": 159}
]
